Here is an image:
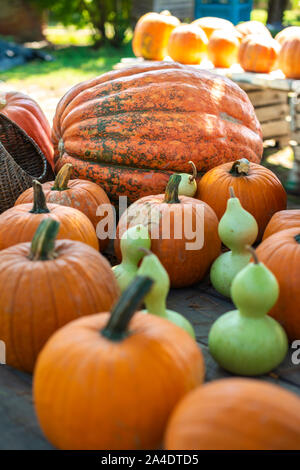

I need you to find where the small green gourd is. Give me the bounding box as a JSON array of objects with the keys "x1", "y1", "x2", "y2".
[
  {"x1": 178, "y1": 161, "x2": 197, "y2": 197},
  {"x1": 113, "y1": 224, "x2": 151, "y2": 292},
  {"x1": 208, "y1": 246, "x2": 288, "y2": 376},
  {"x1": 210, "y1": 186, "x2": 258, "y2": 297},
  {"x1": 137, "y1": 248, "x2": 195, "y2": 339}
]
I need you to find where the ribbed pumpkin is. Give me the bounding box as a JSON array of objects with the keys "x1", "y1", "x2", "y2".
[
  {"x1": 235, "y1": 20, "x2": 272, "y2": 39},
  {"x1": 165, "y1": 378, "x2": 300, "y2": 450},
  {"x1": 53, "y1": 62, "x2": 263, "y2": 204},
  {"x1": 192, "y1": 17, "x2": 234, "y2": 39},
  {"x1": 238, "y1": 35, "x2": 280, "y2": 73},
  {"x1": 0, "y1": 181, "x2": 98, "y2": 250},
  {"x1": 196, "y1": 159, "x2": 287, "y2": 240},
  {"x1": 0, "y1": 91, "x2": 53, "y2": 168},
  {"x1": 115, "y1": 175, "x2": 221, "y2": 288},
  {"x1": 15, "y1": 164, "x2": 112, "y2": 251},
  {"x1": 34, "y1": 276, "x2": 205, "y2": 450},
  {"x1": 167, "y1": 24, "x2": 208, "y2": 64},
  {"x1": 256, "y1": 227, "x2": 300, "y2": 341},
  {"x1": 0, "y1": 219, "x2": 119, "y2": 373},
  {"x1": 132, "y1": 10, "x2": 180, "y2": 60},
  {"x1": 275, "y1": 26, "x2": 300, "y2": 45},
  {"x1": 263, "y1": 209, "x2": 300, "y2": 240},
  {"x1": 278, "y1": 36, "x2": 300, "y2": 79},
  {"x1": 207, "y1": 29, "x2": 240, "y2": 68}
]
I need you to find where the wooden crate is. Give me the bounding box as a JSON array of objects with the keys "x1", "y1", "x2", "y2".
[{"x1": 132, "y1": 0, "x2": 194, "y2": 21}]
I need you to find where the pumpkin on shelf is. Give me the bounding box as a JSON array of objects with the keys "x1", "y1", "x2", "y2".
[
  {"x1": 196, "y1": 158, "x2": 287, "y2": 240},
  {"x1": 256, "y1": 227, "x2": 300, "y2": 341},
  {"x1": 263, "y1": 209, "x2": 300, "y2": 240},
  {"x1": 0, "y1": 180, "x2": 98, "y2": 250},
  {"x1": 53, "y1": 62, "x2": 263, "y2": 204},
  {"x1": 0, "y1": 91, "x2": 53, "y2": 168},
  {"x1": 0, "y1": 219, "x2": 119, "y2": 373},
  {"x1": 115, "y1": 174, "x2": 221, "y2": 288},
  {"x1": 15, "y1": 163, "x2": 112, "y2": 251},
  {"x1": 192, "y1": 16, "x2": 234, "y2": 39},
  {"x1": 275, "y1": 26, "x2": 300, "y2": 45},
  {"x1": 235, "y1": 20, "x2": 272, "y2": 40},
  {"x1": 278, "y1": 35, "x2": 300, "y2": 79},
  {"x1": 207, "y1": 29, "x2": 240, "y2": 68},
  {"x1": 238, "y1": 35, "x2": 280, "y2": 73},
  {"x1": 167, "y1": 24, "x2": 208, "y2": 65},
  {"x1": 164, "y1": 378, "x2": 300, "y2": 450},
  {"x1": 34, "y1": 276, "x2": 205, "y2": 450},
  {"x1": 132, "y1": 10, "x2": 180, "y2": 60}
]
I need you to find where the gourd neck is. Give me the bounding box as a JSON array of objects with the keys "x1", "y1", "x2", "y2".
[
  {"x1": 29, "y1": 181, "x2": 50, "y2": 214},
  {"x1": 29, "y1": 219, "x2": 59, "y2": 261},
  {"x1": 52, "y1": 163, "x2": 73, "y2": 191},
  {"x1": 101, "y1": 276, "x2": 153, "y2": 341},
  {"x1": 145, "y1": 296, "x2": 167, "y2": 318},
  {"x1": 229, "y1": 159, "x2": 250, "y2": 176},
  {"x1": 164, "y1": 174, "x2": 181, "y2": 204},
  {"x1": 295, "y1": 234, "x2": 300, "y2": 244}
]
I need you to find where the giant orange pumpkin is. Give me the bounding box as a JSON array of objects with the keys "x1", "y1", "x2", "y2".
[
  {"x1": 278, "y1": 36, "x2": 300, "y2": 79},
  {"x1": 275, "y1": 26, "x2": 300, "y2": 45},
  {"x1": 207, "y1": 29, "x2": 240, "y2": 68},
  {"x1": 115, "y1": 175, "x2": 221, "y2": 288},
  {"x1": 235, "y1": 20, "x2": 272, "y2": 40},
  {"x1": 167, "y1": 24, "x2": 208, "y2": 64},
  {"x1": 34, "y1": 276, "x2": 205, "y2": 450},
  {"x1": 165, "y1": 378, "x2": 300, "y2": 450},
  {"x1": 53, "y1": 63, "x2": 263, "y2": 204},
  {"x1": 0, "y1": 91, "x2": 53, "y2": 168},
  {"x1": 0, "y1": 219, "x2": 119, "y2": 373},
  {"x1": 197, "y1": 158, "x2": 287, "y2": 240},
  {"x1": 192, "y1": 17, "x2": 234, "y2": 39},
  {"x1": 256, "y1": 227, "x2": 300, "y2": 341},
  {"x1": 238, "y1": 35, "x2": 280, "y2": 73},
  {"x1": 132, "y1": 10, "x2": 180, "y2": 60}
]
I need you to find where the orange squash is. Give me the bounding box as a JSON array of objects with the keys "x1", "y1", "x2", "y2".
[
  {"x1": 207, "y1": 29, "x2": 240, "y2": 68},
  {"x1": 53, "y1": 62, "x2": 263, "y2": 205},
  {"x1": 192, "y1": 17, "x2": 234, "y2": 39},
  {"x1": 278, "y1": 35, "x2": 300, "y2": 79},
  {"x1": 257, "y1": 227, "x2": 300, "y2": 341},
  {"x1": 34, "y1": 276, "x2": 205, "y2": 450},
  {"x1": 15, "y1": 163, "x2": 112, "y2": 251},
  {"x1": 238, "y1": 35, "x2": 280, "y2": 73},
  {"x1": 263, "y1": 209, "x2": 300, "y2": 240},
  {"x1": 165, "y1": 378, "x2": 300, "y2": 450},
  {"x1": 167, "y1": 24, "x2": 208, "y2": 64},
  {"x1": 235, "y1": 20, "x2": 272, "y2": 40},
  {"x1": 275, "y1": 26, "x2": 300, "y2": 45},
  {"x1": 0, "y1": 180, "x2": 98, "y2": 250},
  {"x1": 132, "y1": 10, "x2": 180, "y2": 60},
  {"x1": 0, "y1": 219, "x2": 119, "y2": 373},
  {"x1": 197, "y1": 158, "x2": 287, "y2": 240}
]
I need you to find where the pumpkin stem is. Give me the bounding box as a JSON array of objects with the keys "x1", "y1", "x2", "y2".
[
  {"x1": 0, "y1": 97, "x2": 6, "y2": 109},
  {"x1": 295, "y1": 234, "x2": 300, "y2": 244},
  {"x1": 188, "y1": 161, "x2": 197, "y2": 182},
  {"x1": 102, "y1": 276, "x2": 153, "y2": 341},
  {"x1": 52, "y1": 163, "x2": 73, "y2": 191},
  {"x1": 164, "y1": 174, "x2": 181, "y2": 204},
  {"x1": 29, "y1": 219, "x2": 59, "y2": 261},
  {"x1": 139, "y1": 247, "x2": 152, "y2": 256},
  {"x1": 246, "y1": 245, "x2": 259, "y2": 264},
  {"x1": 30, "y1": 181, "x2": 50, "y2": 214},
  {"x1": 229, "y1": 159, "x2": 250, "y2": 176},
  {"x1": 229, "y1": 186, "x2": 236, "y2": 198}
]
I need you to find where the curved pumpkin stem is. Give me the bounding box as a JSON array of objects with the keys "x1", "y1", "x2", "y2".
[
  {"x1": 164, "y1": 174, "x2": 181, "y2": 204},
  {"x1": 295, "y1": 234, "x2": 300, "y2": 244},
  {"x1": 29, "y1": 219, "x2": 60, "y2": 261},
  {"x1": 229, "y1": 159, "x2": 250, "y2": 176},
  {"x1": 30, "y1": 181, "x2": 50, "y2": 214},
  {"x1": 52, "y1": 163, "x2": 73, "y2": 191},
  {"x1": 188, "y1": 161, "x2": 197, "y2": 182},
  {"x1": 246, "y1": 245, "x2": 259, "y2": 264},
  {"x1": 102, "y1": 276, "x2": 153, "y2": 341},
  {"x1": 229, "y1": 186, "x2": 236, "y2": 198},
  {"x1": 0, "y1": 97, "x2": 6, "y2": 109}
]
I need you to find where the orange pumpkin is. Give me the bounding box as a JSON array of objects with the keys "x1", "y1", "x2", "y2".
[
  {"x1": 263, "y1": 209, "x2": 300, "y2": 240},
  {"x1": 167, "y1": 24, "x2": 208, "y2": 64},
  {"x1": 165, "y1": 378, "x2": 300, "y2": 450},
  {"x1": 0, "y1": 180, "x2": 98, "y2": 250},
  {"x1": 235, "y1": 20, "x2": 272, "y2": 39},
  {"x1": 115, "y1": 175, "x2": 220, "y2": 288},
  {"x1": 192, "y1": 17, "x2": 234, "y2": 39},
  {"x1": 34, "y1": 276, "x2": 205, "y2": 450},
  {"x1": 275, "y1": 26, "x2": 300, "y2": 45},
  {"x1": 257, "y1": 227, "x2": 300, "y2": 341},
  {"x1": 132, "y1": 10, "x2": 180, "y2": 60},
  {"x1": 15, "y1": 163, "x2": 112, "y2": 251},
  {"x1": 196, "y1": 158, "x2": 287, "y2": 240},
  {"x1": 0, "y1": 219, "x2": 119, "y2": 373},
  {"x1": 278, "y1": 36, "x2": 300, "y2": 79},
  {"x1": 238, "y1": 34, "x2": 280, "y2": 73},
  {"x1": 207, "y1": 29, "x2": 240, "y2": 68}
]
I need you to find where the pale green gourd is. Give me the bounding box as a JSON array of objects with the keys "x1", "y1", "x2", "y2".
[
  {"x1": 178, "y1": 161, "x2": 197, "y2": 197},
  {"x1": 210, "y1": 186, "x2": 258, "y2": 297},
  {"x1": 113, "y1": 224, "x2": 151, "y2": 292},
  {"x1": 209, "y1": 246, "x2": 288, "y2": 376},
  {"x1": 137, "y1": 249, "x2": 195, "y2": 339}
]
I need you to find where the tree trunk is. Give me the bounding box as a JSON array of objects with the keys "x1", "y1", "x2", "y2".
[
  {"x1": 267, "y1": 0, "x2": 289, "y2": 27},
  {"x1": 0, "y1": 0, "x2": 46, "y2": 42}
]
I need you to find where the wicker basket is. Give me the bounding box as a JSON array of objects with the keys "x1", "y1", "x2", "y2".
[{"x1": 0, "y1": 114, "x2": 54, "y2": 213}]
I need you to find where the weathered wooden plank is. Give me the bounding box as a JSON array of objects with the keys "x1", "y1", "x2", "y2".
[
  {"x1": 261, "y1": 120, "x2": 290, "y2": 139},
  {"x1": 247, "y1": 89, "x2": 287, "y2": 107},
  {"x1": 255, "y1": 104, "x2": 289, "y2": 123}
]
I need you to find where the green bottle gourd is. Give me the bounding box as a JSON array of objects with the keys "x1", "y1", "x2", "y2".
[
  {"x1": 178, "y1": 161, "x2": 197, "y2": 197},
  {"x1": 113, "y1": 224, "x2": 151, "y2": 292},
  {"x1": 210, "y1": 186, "x2": 258, "y2": 297},
  {"x1": 208, "y1": 246, "x2": 288, "y2": 376},
  {"x1": 137, "y1": 249, "x2": 195, "y2": 339}
]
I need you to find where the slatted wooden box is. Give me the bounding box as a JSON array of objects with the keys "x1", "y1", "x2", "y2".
[{"x1": 132, "y1": 0, "x2": 194, "y2": 21}]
